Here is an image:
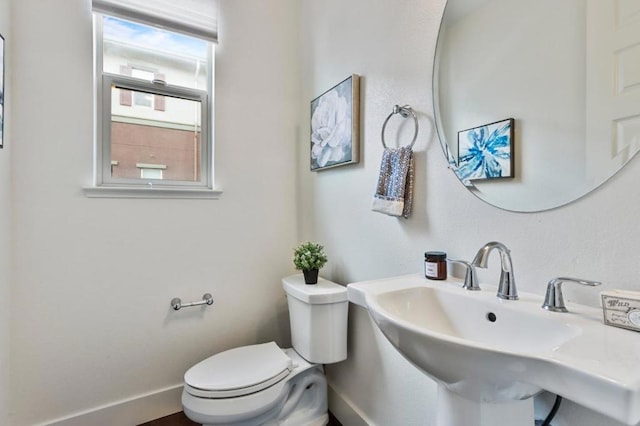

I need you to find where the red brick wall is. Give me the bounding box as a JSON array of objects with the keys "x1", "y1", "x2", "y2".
[{"x1": 111, "y1": 122, "x2": 201, "y2": 181}]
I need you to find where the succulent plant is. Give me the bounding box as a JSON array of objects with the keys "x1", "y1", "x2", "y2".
[{"x1": 293, "y1": 242, "x2": 328, "y2": 271}]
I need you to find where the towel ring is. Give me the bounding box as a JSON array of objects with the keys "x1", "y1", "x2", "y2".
[{"x1": 381, "y1": 105, "x2": 419, "y2": 149}]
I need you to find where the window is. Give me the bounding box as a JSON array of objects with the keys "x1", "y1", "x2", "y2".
[
  {"x1": 138, "y1": 164, "x2": 165, "y2": 179},
  {"x1": 130, "y1": 69, "x2": 154, "y2": 108},
  {"x1": 89, "y1": 0, "x2": 218, "y2": 196}
]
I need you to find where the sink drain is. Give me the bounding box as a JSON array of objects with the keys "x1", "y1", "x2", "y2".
[{"x1": 486, "y1": 312, "x2": 497, "y2": 322}]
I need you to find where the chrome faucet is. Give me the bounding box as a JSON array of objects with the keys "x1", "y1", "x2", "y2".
[
  {"x1": 447, "y1": 259, "x2": 481, "y2": 291},
  {"x1": 541, "y1": 277, "x2": 601, "y2": 312},
  {"x1": 472, "y1": 241, "x2": 518, "y2": 300}
]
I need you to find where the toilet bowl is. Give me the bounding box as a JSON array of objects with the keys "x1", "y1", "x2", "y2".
[{"x1": 182, "y1": 275, "x2": 348, "y2": 426}]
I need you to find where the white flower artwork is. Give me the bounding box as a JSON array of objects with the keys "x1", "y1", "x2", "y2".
[{"x1": 310, "y1": 75, "x2": 359, "y2": 170}]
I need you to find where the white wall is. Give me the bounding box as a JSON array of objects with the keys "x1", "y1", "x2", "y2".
[
  {"x1": 299, "y1": 0, "x2": 640, "y2": 425},
  {"x1": 9, "y1": 0, "x2": 299, "y2": 424},
  {"x1": 0, "y1": 0, "x2": 11, "y2": 423}
]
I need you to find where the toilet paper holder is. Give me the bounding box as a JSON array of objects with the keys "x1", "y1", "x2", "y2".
[{"x1": 171, "y1": 293, "x2": 214, "y2": 311}]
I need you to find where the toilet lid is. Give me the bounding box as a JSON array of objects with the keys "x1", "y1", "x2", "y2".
[{"x1": 184, "y1": 342, "x2": 292, "y2": 395}]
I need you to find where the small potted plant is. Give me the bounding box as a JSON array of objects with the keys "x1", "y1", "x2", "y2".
[{"x1": 293, "y1": 242, "x2": 328, "y2": 284}]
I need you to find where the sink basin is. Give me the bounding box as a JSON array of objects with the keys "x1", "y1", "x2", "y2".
[
  {"x1": 348, "y1": 274, "x2": 640, "y2": 425},
  {"x1": 374, "y1": 286, "x2": 580, "y2": 354}
]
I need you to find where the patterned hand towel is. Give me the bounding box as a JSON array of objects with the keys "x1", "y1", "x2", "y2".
[{"x1": 372, "y1": 146, "x2": 415, "y2": 218}]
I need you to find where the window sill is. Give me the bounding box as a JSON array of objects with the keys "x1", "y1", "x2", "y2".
[{"x1": 82, "y1": 186, "x2": 223, "y2": 199}]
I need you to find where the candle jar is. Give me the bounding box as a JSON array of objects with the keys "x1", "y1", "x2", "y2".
[{"x1": 425, "y1": 251, "x2": 447, "y2": 280}]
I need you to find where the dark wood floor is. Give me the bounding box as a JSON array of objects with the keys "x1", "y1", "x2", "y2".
[
  {"x1": 139, "y1": 411, "x2": 343, "y2": 426},
  {"x1": 139, "y1": 412, "x2": 197, "y2": 426}
]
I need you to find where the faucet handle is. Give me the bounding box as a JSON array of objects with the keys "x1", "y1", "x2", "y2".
[
  {"x1": 542, "y1": 277, "x2": 602, "y2": 313},
  {"x1": 447, "y1": 259, "x2": 480, "y2": 291}
]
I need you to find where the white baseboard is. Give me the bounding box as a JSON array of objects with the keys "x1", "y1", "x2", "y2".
[
  {"x1": 40, "y1": 384, "x2": 184, "y2": 426},
  {"x1": 327, "y1": 380, "x2": 371, "y2": 426},
  {"x1": 41, "y1": 380, "x2": 366, "y2": 426}
]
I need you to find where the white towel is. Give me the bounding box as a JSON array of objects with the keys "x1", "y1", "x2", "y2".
[{"x1": 372, "y1": 146, "x2": 414, "y2": 218}]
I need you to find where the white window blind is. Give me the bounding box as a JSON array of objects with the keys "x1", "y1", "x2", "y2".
[{"x1": 92, "y1": 0, "x2": 218, "y2": 42}]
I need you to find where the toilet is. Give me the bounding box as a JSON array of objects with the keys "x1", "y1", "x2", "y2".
[{"x1": 182, "y1": 274, "x2": 348, "y2": 426}]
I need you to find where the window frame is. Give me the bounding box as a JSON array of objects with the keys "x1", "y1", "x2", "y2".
[{"x1": 91, "y1": 13, "x2": 216, "y2": 195}]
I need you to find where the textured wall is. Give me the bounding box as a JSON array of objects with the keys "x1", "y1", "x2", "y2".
[{"x1": 298, "y1": 0, "x2": 640, "y2": 425}]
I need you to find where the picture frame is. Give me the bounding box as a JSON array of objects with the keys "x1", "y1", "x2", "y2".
[
  {"x1": 310, "y1": 74, "x2": 360, "y2": 171},
  {"x1": 0, "y1": 32, "x2": 4, "y2": 149},
  {"x1": 457, "y1": 118, "x2": 514, "y2": 181}
]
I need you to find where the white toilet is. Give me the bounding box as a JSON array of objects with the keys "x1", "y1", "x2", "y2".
[{"x1": 182, "y1": 274, "x2": 348, "y2": 426}]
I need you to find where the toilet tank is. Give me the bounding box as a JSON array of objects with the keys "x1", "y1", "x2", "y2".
[{"x1": 282, "y1": 274, "x2": 348, "y2": 364}]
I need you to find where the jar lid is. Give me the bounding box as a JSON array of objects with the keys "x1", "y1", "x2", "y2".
[{"x1": 425, "y1": 251, "x2": 447, "y2": 260}]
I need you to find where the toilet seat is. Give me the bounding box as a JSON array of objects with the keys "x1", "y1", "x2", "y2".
[{"x1": 184, "y1": 342, "x2": 293, "y2": 398}]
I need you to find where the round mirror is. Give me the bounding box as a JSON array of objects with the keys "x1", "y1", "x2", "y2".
[{"x1": 434, "y1": 0, "x2": 640, "y2": 212}]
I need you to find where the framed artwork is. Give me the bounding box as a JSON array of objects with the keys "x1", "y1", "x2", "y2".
[
  {"x1": 0, "y1": 33, "x2": 4, "y2": 149},
  {"x1": 457, "y1": 118, "x2": 514, "y2": 181},
  {"x1": 310, "y1": 74, "x2": 360, "y2": 171}
]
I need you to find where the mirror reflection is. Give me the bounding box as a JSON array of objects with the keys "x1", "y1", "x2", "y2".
[{"x1": 434, "y1": 0, "x2": 640, "y2": 212}]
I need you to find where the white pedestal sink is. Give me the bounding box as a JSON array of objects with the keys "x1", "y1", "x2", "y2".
[
  {"x1": 437, "y1": 387, "x2": 533, "y2": 426},
  {"x1": 347, "y1": 274, "x2": 640, "y2": 426}
]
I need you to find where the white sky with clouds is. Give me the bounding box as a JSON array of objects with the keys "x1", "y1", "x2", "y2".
[{"x1": 103, "y1": 17, "x2": 207, "y2": 60}]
